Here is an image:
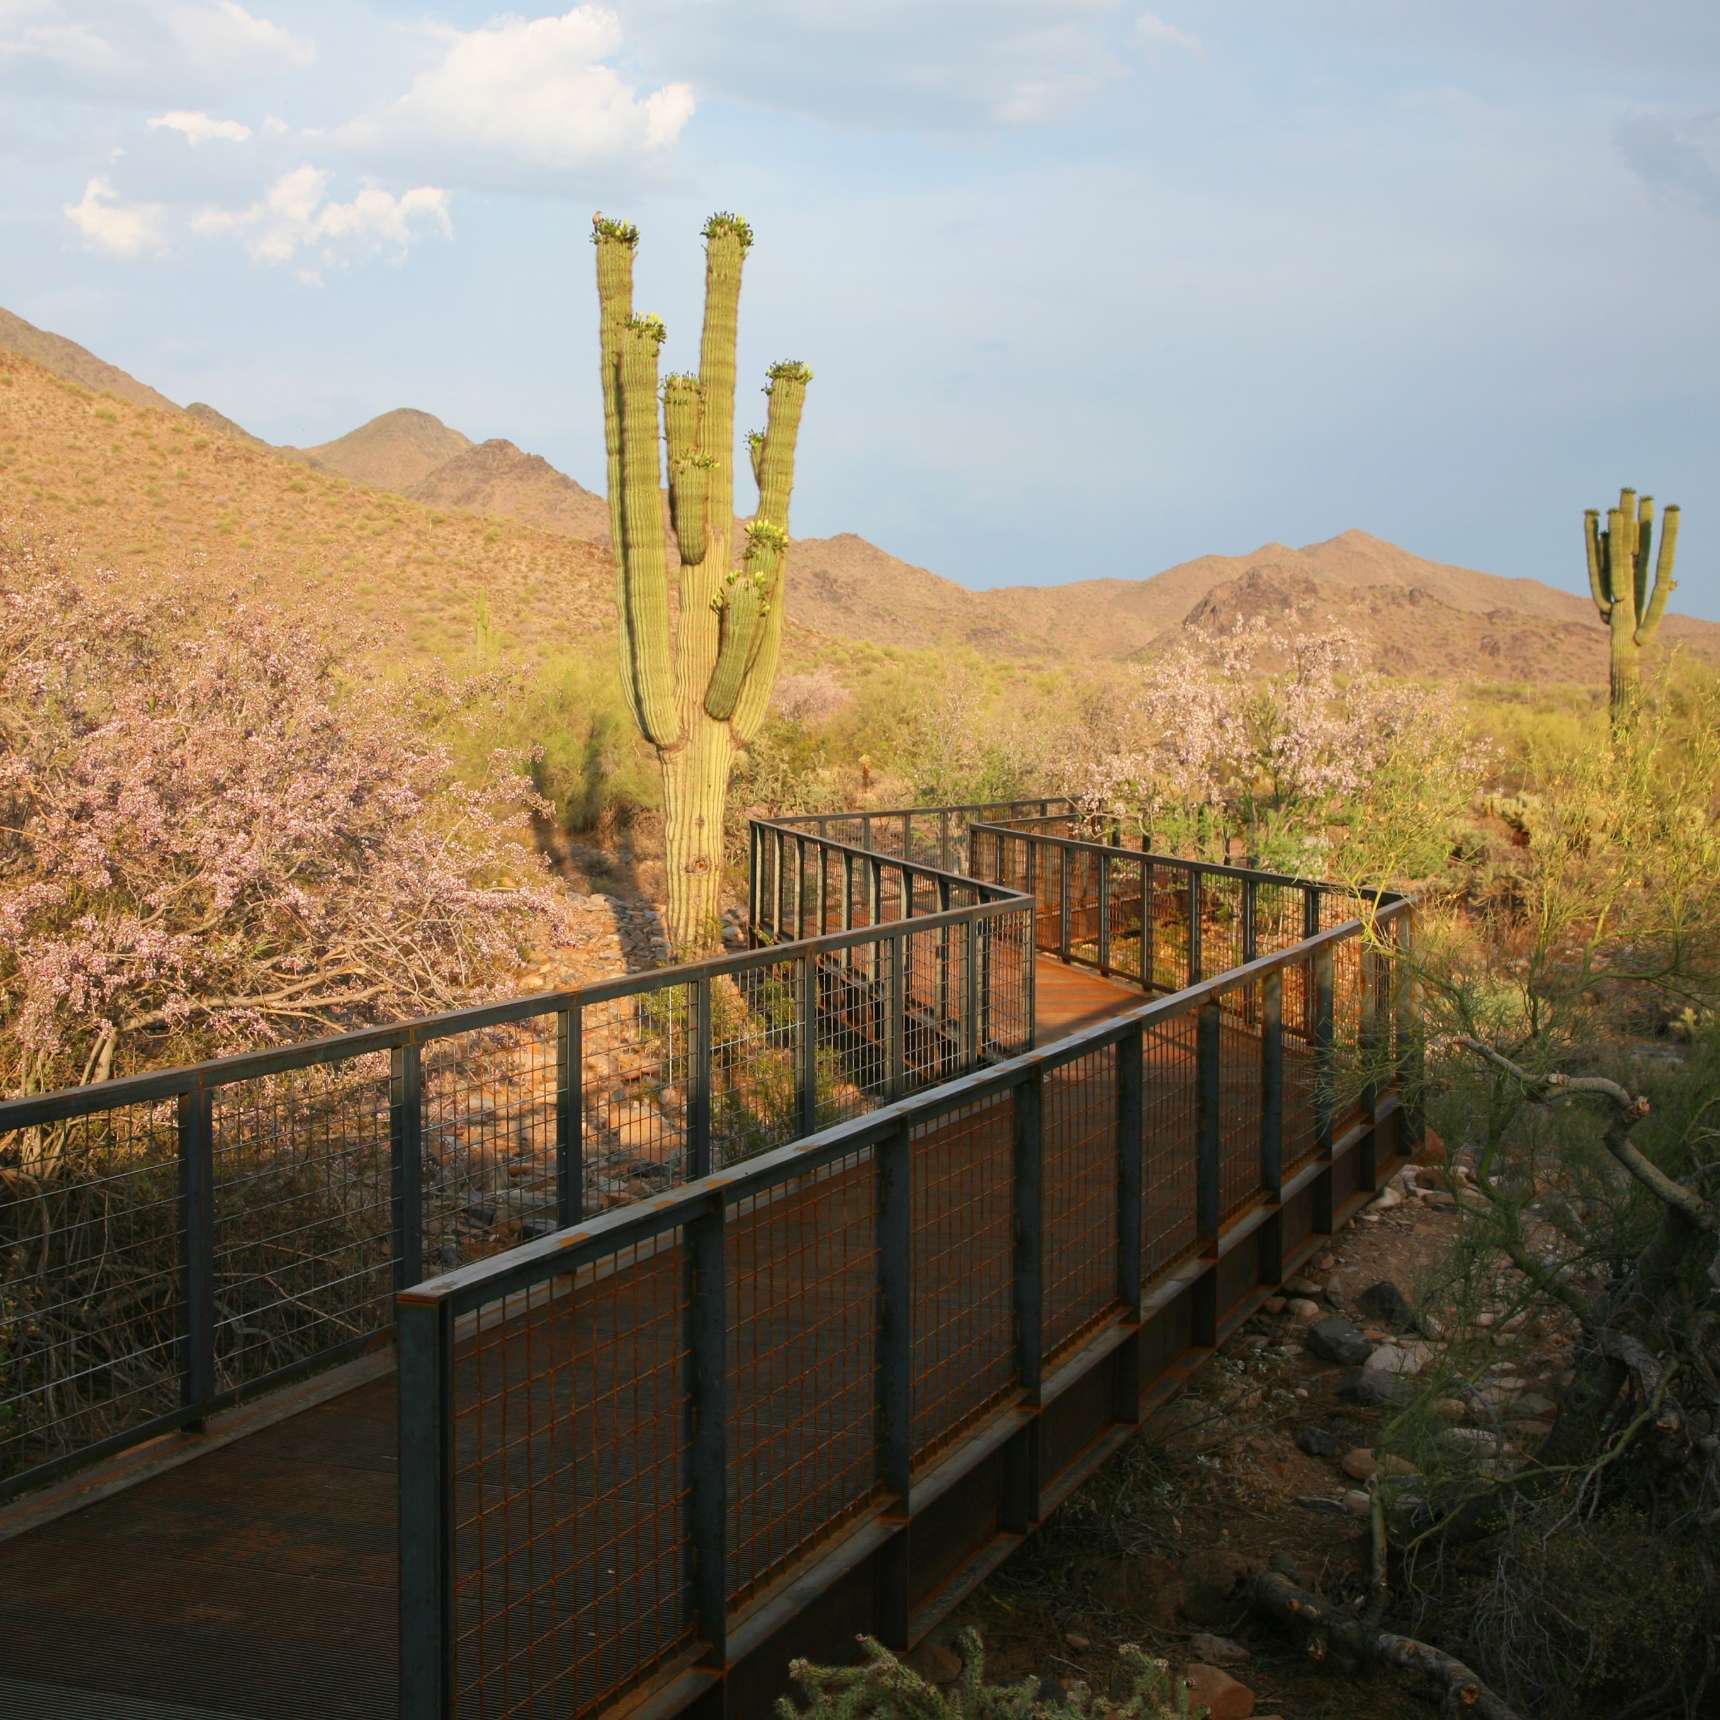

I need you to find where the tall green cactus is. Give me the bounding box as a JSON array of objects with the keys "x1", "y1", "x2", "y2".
[
  {"x1": 593, "y1": 211, "x2": 812, "y2": 953},
  {"x1": 1584, "y1": 486, "x2": 1680, "y2": 726}
]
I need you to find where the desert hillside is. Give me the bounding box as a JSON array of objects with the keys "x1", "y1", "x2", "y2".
[
  {"x1": 407, "y1": 437, "x2": 612, "y2": 540},
  {"x1": 4, "y1": 302, "x2": 1714, "y2": 684},
  {"x1": 0, "y1": 306, "x2": 179, "y2": 415}
]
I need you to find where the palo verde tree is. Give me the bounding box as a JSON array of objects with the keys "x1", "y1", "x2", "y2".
[
  {"x1": 1584, "y1": 486, "x2": 1680, "y2": 724},
  {"x1": 594, "y1": 211, "x2": 811, "y2": 953}
]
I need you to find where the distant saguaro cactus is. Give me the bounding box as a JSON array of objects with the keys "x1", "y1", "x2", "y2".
[
  {"x1": 594, "y1": 211, "x2": 812, "y2": 953},
  {"x1": 1584, "y1": 486, "x2": 1680, "y2": 724}
]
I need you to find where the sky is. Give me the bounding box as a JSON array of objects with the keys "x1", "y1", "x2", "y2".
[{"x1": 2, "y1": 0, "x2": 1717, "y2": 621}]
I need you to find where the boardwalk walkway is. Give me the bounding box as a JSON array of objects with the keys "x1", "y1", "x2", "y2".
[{"x1": 0, "y1": 959, "x2": 1142, "y2": 1720}]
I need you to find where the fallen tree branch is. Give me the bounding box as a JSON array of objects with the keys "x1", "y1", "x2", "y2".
[{"x1": 1248, "y1": 1569, "x2": 1525, "y2": 1720}]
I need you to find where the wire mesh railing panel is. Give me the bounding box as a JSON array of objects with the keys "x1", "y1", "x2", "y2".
[
  {"x1": 580, "y1": 988, "x2": 691, "y2": 1208},
  {"x1": 422, "y1": 1021, "x2": 561, "y2": 1273},
  {"x1": 909, "y1": 1094, "x2": 1016, "y2": 1469},
  {"x1": 1041, "y1": 1050, "x2": 1120, "y2": 1360},
  {"x1": 1216, "y1": 983, "x2": 1265, "y2": 1223},
  {"x1": 449, "y1": 1237, "x2": 695, "y2": 1720},
  {"x1": 711, "y1": 965, "x2": 799, "y2": 1171},
  {"x1": 1142, "y1": 1013, "x2": 1199, "y2": 1277},
  {"x1": 1281, "y1": 955, "x2": 1319, "y2": 1177},
  {"x1": 1105, "y1": 854, "x2": 1147, "y2": 983},
  {"x1": 979, "y1": 909, "x2": 1032, "y2": 1060},
  {"x1": 1198, "y1": 874, "x2": 1245, "y2": 983},
  {"x1": 1147, "y1": 864, "x2": 1192, "y2": 992},
  {"x1": 902, "y1": 923, "x2": 962, "y2": 1092},
  {"x1": 0, "y1": 1101, "x2": 184, "y2": 1487},
  {"x1": 1253, "y1": 882, "x2": 1307, "y2": 961},
  {"x1": 725, "y1": 1150, "x2": 880, "y2": 1605},
  {"x1": 1330, "y1": 935, "x2": 1366, "y2": 1137},
  {"x1": 210, "y1": 1056, "x2": 395, "y2": 1392},
  {"x1": 1065, "y1": 848, "x2": 1102, "y2": 965}
]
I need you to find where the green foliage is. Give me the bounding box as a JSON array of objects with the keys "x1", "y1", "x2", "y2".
[{"x1": 775, "y1": 1631, "x2": 1200, "y2": 1720}]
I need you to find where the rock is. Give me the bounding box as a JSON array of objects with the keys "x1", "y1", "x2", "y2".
[
  {"x1": 1341, "y1": 1447, "x2": 1377, "y2": 1481},
  {"x1": 1287, "y1": 1298, "x2": 1322, "y2": 1323},
  {"x1": 1035, "y1": 1678, "x2": 1067, "y2": 1704},
  {"x1": 1296, "y1": 1495, "x2": 1350, "y2": 1516},
  {"x1": 1294, "y1": 1426, "x2": 1341, "y2": 1458},
  {"x1": 1182, "y1": 1663, "x2": 1255, "y2": 1720},
  {"x1": 1505, "y1": 1391, "x2": 1557, "y2": 1420},
  {"x1": 1314, "y1": 1250, "x2": 1338, "y2": 1272},
  {"x1": 1262, "y1": 1296, "x2": 1286, "y2": 1315},
  {"x1": 1268, "y1": 1550, "x2": 1308, "y2": 1585},
  {"x1": 1179, "y1": 1548, "x2": 1250, "y2": 1627},
  {"x1": 906, "y1": 1639, "x2": 962, "y2": 1685},
  {"x1": 1323, "y1": 1272, "x2": 1349, "y2": 1303},
  {"x1": 1283, "y1": 1275, "x2": 1322, "y2": 1297},
  {"x1": 1475, "y1": 1310, "x2": 1497, "y2": 1328},
  {"x1": 1363, "y1": 1342, "x2": 1427, "y2": 1377},
  {"x1": 1190, "y1": 1633, "x2": 1249, "y2": 1667},
  {"x1": 1344, "y1": 1489, "x2": 1373, "y2": 1517},
  {"x1": 1371, "y1": 1184, "x2": 1404, "y2": 1210},
  {"x1": 1421, "y1": 1189, "x2": 1458, "y2": 1211},
  {"x1": 1357, "y1": 1280, "x2": 1414, "y2": 1329},
  {"x1": 1339, "y1": 1367, "x2": 1412, "y2": 1407},
  {"x1": 1378, "y1": 1453, "x2": 1419, "y2": 1478},
  {"x1": 1306, "y1": 1314, "x2": 1372, "y2": 1366},
  {"x1": 1064, "y1": 1631, "x2": 1091, "y2": 1652},
  {"x1": 1442, "y1": 1426, "x2": 1508, "y2": 1457},
  {"x1": 1432, "y1": 1396, "x2": 1469, "y2": 1422}
]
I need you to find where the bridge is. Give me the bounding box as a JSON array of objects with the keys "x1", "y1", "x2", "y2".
[{"x1": 0, "y1": 801, "x2": 1416, "y2": 1718}]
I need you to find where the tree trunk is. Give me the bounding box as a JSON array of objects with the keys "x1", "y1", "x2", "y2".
[{"x1": 661, "y1": 713, "x2": 735, "y2": 958}]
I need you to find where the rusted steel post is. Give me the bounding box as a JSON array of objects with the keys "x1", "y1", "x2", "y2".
[
  {"x1": 690, "y1": 978, "x2": 713, "y2": 1177},
  {"x1": 555, "y1": 1006, "x2": 582, "y2": 1227},
  {"x1": 179, "y1": 1082, "x2": 216, "y2": 1422},
  {"x1": 688, "y1": 1195, "x2": 728, "y2": 1664},
  {"x1": 397, "y1": 1295, "x2": 453, "y2": 1719}
]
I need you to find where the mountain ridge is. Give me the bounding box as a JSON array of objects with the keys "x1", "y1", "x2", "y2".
[{"x1": 3, "y1": 304, "x2": 1712, "y2": 683}]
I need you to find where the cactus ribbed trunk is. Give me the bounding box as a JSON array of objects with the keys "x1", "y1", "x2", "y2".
[
  {"x1": 592, "y1": 211, "x2": 812, "y2": 957},
  {"x1": 661, "y1": 718, "x2": 735, "y2": 952}
]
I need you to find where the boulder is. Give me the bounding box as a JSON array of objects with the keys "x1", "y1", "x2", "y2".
[
  {"x1": 1339, "y1": 1367, "x2": 1413, "y2": 1407},
  {"x1": 1294, "y1": 1425, "x2": 1341, "y2": 1458},
  {"x1": 1306, "y1": 1314, "x2": 1372, "y2": 1366},
  {"x1": 1287, "y1": 1298, "x2": 1323, "y2": 1323},
  {"x1": 1357, "y1": 1280, "x2": 1414, "y2": 1329},
  {"x1": 1182, "y1": 1663, "x2": 1255, "y2": 1720},
  {"x1": 1340, "y1": 1447, "x2": 1377, "y2": 1481}
]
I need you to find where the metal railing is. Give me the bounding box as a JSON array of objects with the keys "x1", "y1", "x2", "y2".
[
  {"x1": 396, "y1": 891, "x2": 1415, "y2": 1719},
  {"x1": 0, "y1": 801, "x2": 1055, "y2": 1500}
]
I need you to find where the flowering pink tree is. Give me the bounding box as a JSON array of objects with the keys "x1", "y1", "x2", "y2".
[
  {"x1": 1061, "y1": 622, "x2": 1486, "y2": 878},
  {"x1": 0, "y1": 522, "x2": 567, "y2": 1096}
]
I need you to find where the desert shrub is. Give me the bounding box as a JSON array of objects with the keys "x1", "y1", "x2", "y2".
[
  {"x1": 776, "y1": 1630, "x2": 1201, "y2": 1719},
  {"x1": 452, "y1": 633, "x2": 661, "y2": 836},
  {"x1": 0, "y1": 520, "x2": 567, "y2": 1095},
  {"x1": 1057, "y1": 623, "x2": 1486, "y2": 881}
]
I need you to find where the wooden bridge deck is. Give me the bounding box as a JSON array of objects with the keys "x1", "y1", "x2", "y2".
[{"x1": 0, "y1": 958, "x2": 1146, "y2": 1720}]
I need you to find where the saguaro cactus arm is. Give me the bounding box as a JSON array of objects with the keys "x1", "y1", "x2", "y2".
[
  {"x1": 1638, "y1": 502, "x2": 1679, "y2": 644},
  {"x1": 592, "y1": 215, "x2": 638, "y2": 554},
  {"x1": 1584, "y1": 509, "x2": 1608, "y2": 617},
  {"x1": 615, "y1": 314, "x2": 680, "y2": 747}
]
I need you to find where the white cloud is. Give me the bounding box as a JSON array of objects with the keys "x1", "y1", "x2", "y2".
[
  {"x1": 0, "y1": 2, "x2": 114, "y2": 73},
  {"x1": 336, "y1": 7, "x2": 693, "y2": 175},
  {"x1": 148, "y1": 108, "x2": 251, "y2": 144},
  {"x1": 63, "y1": 174, "x2": 166, "y2": 256},
  {"x1": 194, "y1": 165, "x2": 451, "y2": 279},
  {"x1": 168, "y1": 1, "x2": 313, "y2": 71},
  {"x1": 1135, "y1": 11, "x2": 1203, "y2": 55}
]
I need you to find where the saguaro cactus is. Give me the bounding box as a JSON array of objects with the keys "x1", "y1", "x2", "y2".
[
  {"x1": 1584, "y1": 486, "x2": 1680, "y2": 724},
  {"x1": 594, "y1": 211, "x2": 812, "y2": 953}
]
